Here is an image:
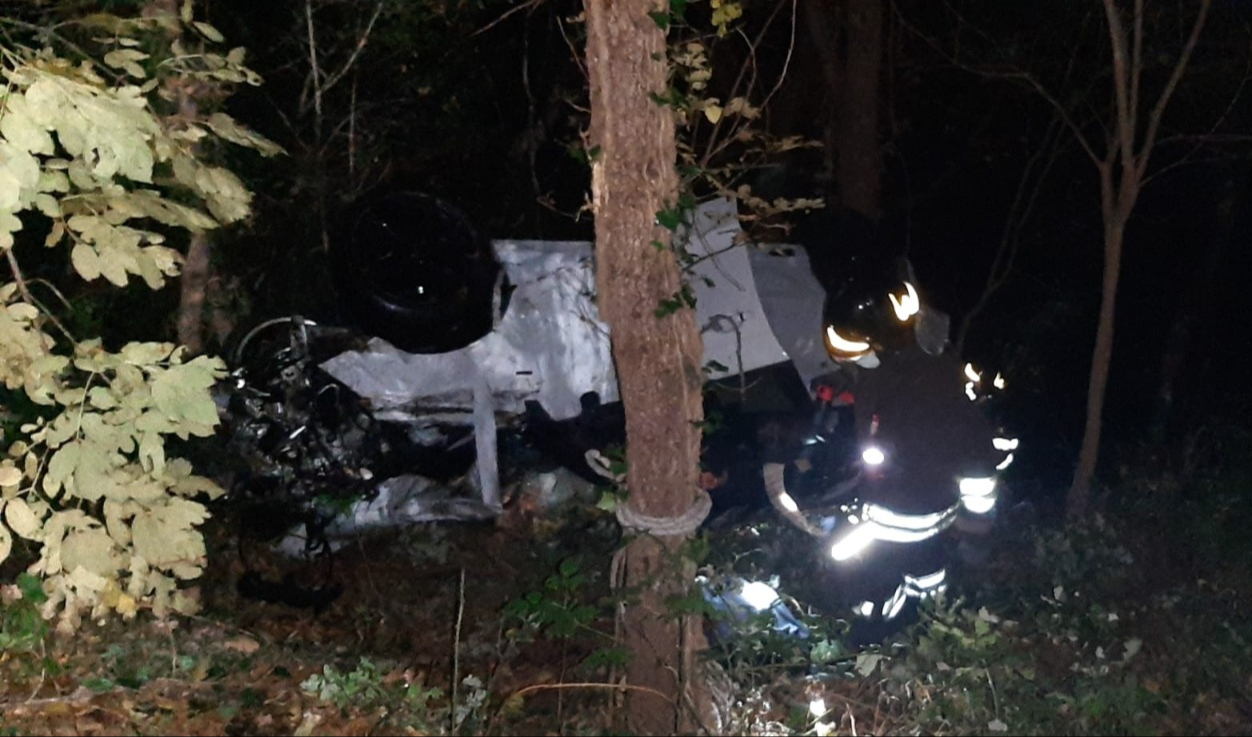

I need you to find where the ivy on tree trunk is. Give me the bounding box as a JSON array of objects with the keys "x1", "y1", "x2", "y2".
[{"x1": 584, "y1": 0, "x2": 711, "y2": 732}]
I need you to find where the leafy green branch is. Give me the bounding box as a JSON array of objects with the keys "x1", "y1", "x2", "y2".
[{"x1": 0, "y1": 1, "x2": 280, "y2": 633}]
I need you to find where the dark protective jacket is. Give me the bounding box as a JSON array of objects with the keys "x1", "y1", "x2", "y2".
[{"x1": 823, "y1": 343, "x2": 1004, "y2": 515}]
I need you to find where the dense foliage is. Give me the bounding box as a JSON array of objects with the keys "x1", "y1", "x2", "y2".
[{"x1": 0, "y1": 2, "x2": 279, "y2": 631}]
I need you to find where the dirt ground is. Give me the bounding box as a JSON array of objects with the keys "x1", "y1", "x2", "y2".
[{"x1": 0, "y1": 500, "x2": 639, "y2": 737}]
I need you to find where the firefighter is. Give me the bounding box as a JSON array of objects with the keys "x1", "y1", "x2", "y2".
[{"x1": 793, "y1": 210, "x2": 1011, "y2": 640}]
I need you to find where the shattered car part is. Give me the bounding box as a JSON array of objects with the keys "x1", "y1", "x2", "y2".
[
  {"x1": 331, "y1": 191, "x2": 503, "y2": 355},
  {"x1": 219, "y1": 315, "x2": 497, "y2": 561},
  {"x1": 272, "y1": 473, "x2": 499, "y2": 557},
  {"x1": 218, "y1": 193, "x2": 1014, "y2": 646},
  {"x1": 303, "y1": 196, "x2": 840, "y2": 535},
  {"x1": 318, "y1": 197, "x2": 809, "y2": 425},
  {"x1": 219, "y1": 197, "x2": 886, "y2": 557}
]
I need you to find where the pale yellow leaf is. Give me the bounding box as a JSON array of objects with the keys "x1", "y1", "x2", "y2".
[
  {"x1": 7, "y1": 302, "x2": 39, "y2": 321},
  {"x1": 0, "y1": 175, "x2": 20, "y2": 214},
  {"x1": 205, "y1": 112, "x2": 284, "y2": 157},
  {"x1": 38, "y1": 169, "x2": 70, "y2": 193},
  {"x1": 71, "y1": 242, "x2": 102, "y2": 281},
  {"x1": 193, "y1": 21, "x2": 225, "y2": 43},
  {"x1": 103, "y1": 49, "x2": 150, "y2": 72},
  {"x1": 138, "y1": 431, "x2": 165, "y2": 473},
  {"x1": 66, "y1": 439, "x2": 127, "y2": 502},
  {"x1": 224, "y1": 635, "x2": 260, "y2": 654},
  {"x1": 4, "y1": 497, "x2": 43, "y2": 539},
  {"x1": 104, "y1": 499, "x2": 134, "y2": 548},
  {"x1": 33, "y1": 193, "x2": 62, "y2": 218},
  {"x1": 169, "y1": 472, "x2": 223, "y2": 500},
  {"x1": 115, "y1": 592, "x2": 138, "y2": 618},
  {"x1": 61, "y1": 527, "x2": 121, "y2": 577},
  {"x1": 0, "y1": 94, "x2": 56, "y2": 155},
  {"x1": 44, "y1": 443, "x2": 82, "y2": 497},
  {"x1": 0, "y1": 465, "x2": 21, "y2": 487},
  {"x1": 87, "y1": 386, "x2": 119, "y2": 410},
  {"x1": 132, "y1": 497, "x2": 209, "y2": 569},
  {"x1": 64, "y1": 564, "x2": 109, "y2": 597},
  {"x1": 23, "y1": 452, "x2": 39, "y2": 482}
]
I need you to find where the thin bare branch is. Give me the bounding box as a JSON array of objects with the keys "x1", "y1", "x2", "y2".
[
  {"x1": 1129, "y1": 0, "x2": 1143, "y2": 145},
  {"x1": 892, "y1": 4, "x2": 1104, "y2": 168},
  {"x1": 957, "y1": 113, "x2": 1068, "y2": 351},
  {"x1": 319, "y1": 0, "x2": 385, "y2": 96},
  {"x1": 303, "y1": 0, "x2": 323, "y2": 129},
  {"x1": 473, "y1": 0, "x2": 548, "y2": 38},
  {"x1": 3, "y1": 250, "x2": 76, "y2": 345},
  {"x1": 698, "y1": 0, "x2": 790, "y2": 169},
  {"x1": 757, "y1": 0, "x2": 797, "y2": 113},
  {"x1": 1135, "y1": 0, "x2": 1213, "y2": 181},
  {"x1": 1145, "y1": 50, "x2": 1252, "y2": 187},
  {"x1": 558, "y1": 13, "x2": 587, "y2": 84},
  {"x1": 348, "y1": 71, "x2": 357, "y2": 177},
  {"x1": 1101, "y1": 0, "x2": 1136, "y2": 167}
]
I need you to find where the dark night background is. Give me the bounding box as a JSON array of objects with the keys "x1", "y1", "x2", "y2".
[
  {"x1": 3, "y1": 5, "x2": 1252, "y2": 733},
  {"x1": 198, "y1": 0, "x2": 1252, "y2": 506}
]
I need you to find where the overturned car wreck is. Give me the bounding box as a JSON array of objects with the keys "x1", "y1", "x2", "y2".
[
  {"x1": 220, "y1": 195, "x2": 836, "y2": 542},
  {"x1": 218, "y1": 192, "x2": 1016, "y2": 634}
]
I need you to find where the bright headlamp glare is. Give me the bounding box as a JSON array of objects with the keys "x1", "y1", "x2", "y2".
[
  {"x1": 958, "y1": 476, "x2": 998, "y2": 514},
  {"x1": 889, "y1": 282, "x2": 920, "y2": 322},
  {"x1": 861, "y1": 445, "x2": 886, "y2": 466},
  {"x1": 824, "y1": 325, "x2": 872, "y2": 360},
  {"x1": 738, "y1": 580, "x2": 782, "y2": 612}
]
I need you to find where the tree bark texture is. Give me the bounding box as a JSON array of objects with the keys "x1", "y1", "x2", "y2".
[
  {"x1": 176, "y1": 231, "x2": 212, "y2": 354},
  {"x1": 584, "y1": 0, "x2": 709, "y2": 733},
  {"x1": 145, "y1": 0, "x2": 214, "y2": 354}
]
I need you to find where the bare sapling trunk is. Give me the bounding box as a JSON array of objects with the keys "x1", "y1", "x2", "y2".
[{"x1": 1067, "y1": 0, "x2": 1211, "y2": 517}]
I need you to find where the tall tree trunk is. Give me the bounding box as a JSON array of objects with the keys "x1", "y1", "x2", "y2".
[
  {"x1": 802, "y1": 0, "x2": 841, "y2": 196},
  {"x1": 1067, "y1": 0, "x2": 1211, "y2": 517},
  {"x1": 834, "y1": 0, "x2": 883, "y2": 216},
  {"x1": 1069, "y1": 184, "x2": 1130, "y2": 518},
  {"x1": 177, "y1": 232, "x2": 212, "y2": 354},
  {"x1": 145, "y1": 0, "x2": 212, "y2": 353},
  {"x1": 584, "y1": 0, "x2": 710, "y2": 734}
]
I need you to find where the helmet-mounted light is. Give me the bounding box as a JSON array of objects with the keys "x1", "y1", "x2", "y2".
[
  {"x1": 963, "y1": 364, "x2": 1008, "y2": 401},
  {"x1": 963, "y1": 363, "x2": 982, "y2": 402},
  {"x1": 824, "y1": 325, "x2": 872, "y2": 360},
  {"x1": 861, "y1": 446, "x2": 886, "y2": 466},
  {"x1": 888, "y1": 282, "x2": 920, "y2": 322}
]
